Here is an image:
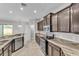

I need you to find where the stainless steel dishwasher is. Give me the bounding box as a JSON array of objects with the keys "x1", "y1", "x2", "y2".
[{"x1": 40, "y1": 37, "x2": 48, "y2": 55}]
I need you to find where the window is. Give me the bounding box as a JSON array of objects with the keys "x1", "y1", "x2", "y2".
[
  {"x1": 3, "y1": 25, "x2": 13, "y2": 36},
  {"x1": 0, "y1": 25, "x2": 13, "y2": 37},
  {"x1": 0, "y1": 25, "x2": 3, "y2": 37}
]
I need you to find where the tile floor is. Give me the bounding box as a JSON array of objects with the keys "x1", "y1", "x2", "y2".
[{"x1": 12, "y1": 39, "x2": 44, "y2": 56}]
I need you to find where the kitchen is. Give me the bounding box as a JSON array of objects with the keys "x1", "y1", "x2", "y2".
[
  {"x1": 35, "y1": 3, "x2": 79, "y2": 56},
  {"x1": 0, "y1": 3, "x2": 79, "y2": 56}
]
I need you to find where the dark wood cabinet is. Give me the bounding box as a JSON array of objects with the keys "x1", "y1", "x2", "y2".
[
  {"x1": 48, "y1": 42, "x2": 65, "y2": 56},
  {"x1": 3, "y1": 43, "x2": 12, "y2": 56},
  {"x1": 0, "y1": 36, "x2": 24, "y2": 56},
  {"x1": 0, "y1": 49, "x2": 2, "y2": 56},
  {"x1": 35, "y1": 33, "x2": 48, "y2": 55},
  {"x1": 71, "y1": 4, "x2": 79, "y2": 33},
  {"x1": 36, "y1": 4, "x2": 79, "y2": 33},
  {"x1": 37, "y1": 22, "x2": 40, "y2": 31},
  {"x1": 52, "y1": 14, "x2": 58, "y2": 32},
  {"x1": 35, "y1": 34, "x2": 40, "y2": 45},
  {"x1": 61, "y1": 50, "x2": 65, "y2": 56},
  {"x1": 46, "y1": 14, "x2": 51, "y2": 25},
  {"x1": 57, "y1": 8, "x2": 70, "y2": 32},
  {"x1": 48, "y1": 44, "x2": 52, "y2": 56},
  {"x1": 37, "y1": 13, "x2": 52, "y2": 32},
  {"x1": 0, "y1": 43, "x2": 12, "y2": 56}
]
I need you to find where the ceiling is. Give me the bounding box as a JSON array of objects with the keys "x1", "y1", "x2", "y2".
[{"x1": 0, "y1": 3, "x2": 71, "y2": 24}]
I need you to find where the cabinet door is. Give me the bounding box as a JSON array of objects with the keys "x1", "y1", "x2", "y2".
[
  {"x1": 47, "y1": 15, "x2": 50, "y2": 25},
  {"x1": 3, "y1": 43, "x2": 12, "y2": 56},
  {"x1": 39, "y1": 22, "x2": 41, "y2": 31},
  {"x1": 71, "y1": 4, "x2": 79, "y2": 33},
  {"x1": 35, "y1": 34, "x2": 40, "y2": 45},
  {"x1": 61, "y1": 50, "x2": 65, "y2": 56},
  {"x1": 57, "y1": 8, "x2": 70, "y2": 32},
  {"x1": 52, "y1": 44, "x2": 61, "y2": 56},
  {"x1": 3, "y1": 48, "x2": 9, "y2": 56},
  {"x1": 37, "y1": 23, "x2": 40, "y2": 31},
  {"x1": 48, "y1": 45, "x2": 52, "y2": 56},
  {"x1": 52, "y1": 14, "x2": 57, "y2": 32},
  {"x1": 48, "y1": 42, "x2": 61, "y2": 56},
  {"x1": 44, "y1": 17, "x2": 47, "y2": 26},
  {"x1": 53, "y1": 47, "x2": 60, "y2": 56},
  {"x1": 0, "y1": 49, "x2": 2, "y2": 56}
]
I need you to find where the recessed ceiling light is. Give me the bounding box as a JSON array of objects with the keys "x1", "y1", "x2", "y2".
[
  {"x1": 20, "y1": 7, "x2": 23, "y2": 11},
  {"x1": 9, "y1": 11, "x2": 13, "y2": 14},
  {"x1": 34, "y1": 10, "x2": 37, "y2": 13},
  {"x1": 18, "y1": 25, "x2": 22, "y2": 27}
]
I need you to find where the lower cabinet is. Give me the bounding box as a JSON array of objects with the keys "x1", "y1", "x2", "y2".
[
  {"x1": 0, "y1": 36, "x2": 24, "y2": 56},
  {"x1": 48, "y1": 44, "x2": 52, "y2": 56},
  {"x1": 48, "y1": 42, "x2": 65, "y2": 56},
  {"x1": 0, "y1": 49, "x2": 2, "y2": 56},
  {"x1": 61, "y1": 50, "x2": 65, "y2": 56},
  {"x1": 0, "y1": 43, "x2": 12, "y2": 56},
  {"x1": 35, "y1": 34, "x2": 48, "y2": 55},
  {"x1": 35, "y1": 34, "x2": 40, "y2": 45}
]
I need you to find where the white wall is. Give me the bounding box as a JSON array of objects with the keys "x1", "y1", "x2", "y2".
[
  {"x1": 24, "y1": 23, "x2": 32, "y2": 44},
  {"x1": 30, "y1": 24, "x2": 36, "y2": 40},
  {"x1": 0, "y1": 20, "x2": 32, "y2": 43},
  {"x1": 0, "y1": 20, "x2": 25, "y2": 34}
]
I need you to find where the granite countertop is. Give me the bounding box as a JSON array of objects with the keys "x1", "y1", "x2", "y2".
[
  {"x1": 0, "y1": 34, "x2": 23, "y2": 50},
  {"x1": 47, "y1": 37, "x2": 79, "y2": 56}
]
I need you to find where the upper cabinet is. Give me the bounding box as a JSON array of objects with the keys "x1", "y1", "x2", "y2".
[
  {"x1": 46, "y1": 13, "x2": 53, "y2": 32},
  {"x1": 37, "y1": 13, "x2": 53, "y2": 32},
  {"x1": 37, "y1": 3, "x2": 79, "y2": 34},
  {"x1": 52, "y1": 14, "x2": 58, "y2": 32},
  {"x1": 57, "y1": 8, "x2": 70, "y2": 32},
  {"x1": 71, "y1": 4, "x2": 79, "y2": 33},
  {"x1": 46, "y1": 14, "x2": 51, "y2": 25}
]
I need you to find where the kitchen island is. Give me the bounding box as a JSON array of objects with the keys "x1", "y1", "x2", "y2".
[{"x1": 0, "y1": 33, "x2": 24, "y2": 56}]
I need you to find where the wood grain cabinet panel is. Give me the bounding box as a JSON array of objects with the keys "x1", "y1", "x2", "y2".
[
  {"x1": 52, "y1": 14, "x2": 57, "y2": 32},
  {"x1": 36, "y1": 13, "x2": 52, "y2": 32},
  {"x1": 71, "y1": 4, "x2": 79, "y2": 33},
  {"x1": 48, "y1": 45, "x2": 52, "y2": 56},
  {"x1": 47, "y1": 14, "x2": 50, "y2": 25},
  {"x1": 57, "y1": 8, "x2": 70, "y2": 32},
  {"x1": 35, "y1": 34, "x2": 40, "y2": 45},
  {"x1": 48, "y1": 42, "x2": 61, "y2": 56}
]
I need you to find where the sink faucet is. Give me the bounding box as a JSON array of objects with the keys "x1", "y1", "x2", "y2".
[{"x1": 46, "y1": 34, "x2": 54, "y2": 39}]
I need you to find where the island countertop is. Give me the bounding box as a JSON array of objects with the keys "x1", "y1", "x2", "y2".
[
  {"x1": 0, "y1": 34, "x2": 24, "y2": 50},
  {"x1": 47, "y1": 37, "x2": 79, "y2": 56}
]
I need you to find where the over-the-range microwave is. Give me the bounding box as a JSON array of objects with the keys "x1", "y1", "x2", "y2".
[{"x1": 43, "y1": 25, "x2": 50, "y2": 32}]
